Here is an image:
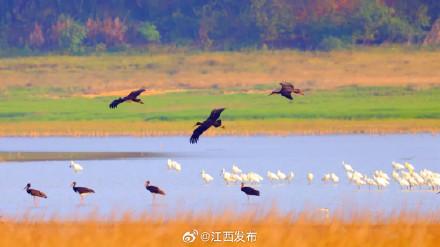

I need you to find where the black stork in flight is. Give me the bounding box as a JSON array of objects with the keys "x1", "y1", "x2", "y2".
[
  {"x1": 269, "y1": 82, "x2": 304, "y2": 100},
  {"x1": 190, "y1": 108, "x2": 225, "y2": 144},
  {"x1": 24, "y1": 183, "x2": 47, "y2": 207},
  {"x1": 109, "y1": 88, "x2": 146, "y2": 109},
  {"x1": 241, "y1": 183, "x2": 260, "y2": 202},
  {"x1": 145, "y1": 180, "x2": 166, "y2": 201},
  {"x1": 71, "y1": 181, "x2": 95, "y2": 204}
]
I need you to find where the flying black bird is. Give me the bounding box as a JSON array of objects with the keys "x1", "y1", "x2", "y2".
[
  {"x1": 109, "y1": 88, "x2": 146, "y2": 108},
  {"x1": 190, "y1": 108, "x2": 225, "y2": 144},
  {"x1": 71, "y1": 181, "x2": 95, "y2": 204},
  {"x1": 241, "y1": 183, "x2": 260, "y2": 202},
  {"x1": 24, "y1": 183, "x2": 47, "y2": 207},
  {"x1": 145, "y1": 180, "x2": 166, "y2": 200},
  {"x1": 269, "y1": 82, "x2": 304, "y2": 100}
]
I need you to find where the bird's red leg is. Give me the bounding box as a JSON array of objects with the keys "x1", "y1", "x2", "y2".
[
  {"x1": 33, "y1": 197, "x2": 38, "y2": 207},
  {"x1": 80, "y1": 195, "x2": 84, "y2": 205}
]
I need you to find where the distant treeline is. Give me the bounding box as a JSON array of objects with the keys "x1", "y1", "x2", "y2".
[{"x1": 0, "y1": 0, "x2": 439, "y2": 54}]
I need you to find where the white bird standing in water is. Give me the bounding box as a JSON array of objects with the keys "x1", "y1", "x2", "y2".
[
  {"x1": 69, "y1": 161, "x2": 83, "y2": 173},
  {"x1": 307, "y1": 172, "x2": 314, "y2": 184},
  {"x1": 232, "y1": 165, "x2": 242, "y2": 174},
  {"x1": 167, "y1": 159, "x2": 182, "y2": 172},
  {"x1": 404, "y1": 162, "x2": 415, "y2": 173},
  {"x1": 342, "y1": 161, "x2": 353, "y2": 172},
  {"x1": 286, "y1": 172, "x2": 295, "y2": 183},
  {"x1": 277, "y1": 170, "x2": 287, "y2": 181},
  {"x1": 392, "y1": 161, "x2": 405, "y2": 170},
  {"x1": 330, "y1": 173, "x2": 340, "y2": 183},
  {"x1": 267, "y1": 171, "x2": 280, "y2": 183},
  {"x1": 221, "y1": 169, "x2": 235, "y2": 184},
  {"x1": 322, "y1": 173, "x2": 331, "y2": 183},
  {"x1": 201, "y1": 170, "x2": 214, "y2": 184},
  {"x1": 248, "y1": 172, "x2": 264, "y2": 184}
]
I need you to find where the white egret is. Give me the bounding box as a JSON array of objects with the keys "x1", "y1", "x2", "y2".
[
  {"x1": 307, "y1": 172, "x2": 314, "y2": 184},
  {"x1": 201, "y1": 170, "x2": 214, "y2": 184},
  {"x1": 69, "y1": 161, "x2": 83, "y2": 173},
  {"x1": 232, "y1": 165, "x2": 242, "y2": 174}
]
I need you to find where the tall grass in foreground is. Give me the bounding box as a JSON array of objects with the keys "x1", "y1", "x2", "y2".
[{"x1": 2, "y1": 210, "x2": 440, "y2": 246}]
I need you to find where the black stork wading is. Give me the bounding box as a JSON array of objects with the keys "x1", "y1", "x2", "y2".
[
  {"x1": 269, "y1": 82, "x2": 304, "y2": 101},
  {"x1": 109, "y1": 88, "x2": 146, "y2": 109},
  {"x1": 24, "y1": 183, "x2": 47, "y2": 207},
  {"x1": 71, "y1": 181, "x2": 95, "y2": 204},
  {"x1": 190, "y1": 108, "x2": 225, "y2": 144},
  {"x1": 241, "y1": 183, "x2": 260, "y2": 202},
  {"x1": 145, "y1": 180, "x2": 166, "y2": 201}
]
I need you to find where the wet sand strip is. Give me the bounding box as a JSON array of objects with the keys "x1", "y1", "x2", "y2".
[{"x1": 0, "y1": 151, "x2": 174, "y2": 162}]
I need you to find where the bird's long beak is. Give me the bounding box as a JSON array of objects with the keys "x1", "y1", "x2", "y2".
[
  {"x1": 23, "y1": 186, "x2": 27, "y2": 190},
  {"x1": 221, "y1": 125, "x2": 226, "y2": 129},
  {"x1": 268, "y1": 92, "x2": 274, "y2": 96}
]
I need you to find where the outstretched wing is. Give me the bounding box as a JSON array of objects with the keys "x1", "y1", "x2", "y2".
[
  {"x1": 125, "y1": 88, "x2": 146, "y2": 100},
  {"x1": 208, "y1": 108, "x2": 225, "y2": 121},
  {"x1": 109, "y1": 98, "x2": 126, "y2": 108},
  {"x1": 190, "y1": 122, "x2": 211, "y2": 144}
]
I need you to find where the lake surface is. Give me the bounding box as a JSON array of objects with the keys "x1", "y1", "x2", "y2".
[{"x1": 0, "y1": 135, "x2": 439, "y2": 219}]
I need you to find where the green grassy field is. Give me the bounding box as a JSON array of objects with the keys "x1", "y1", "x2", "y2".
[
  {"x1": 1, "y1": 86, "x2": 439, "y2": 122},
  {"x1": 1, "y1": 49, "x2": 439, "y2": 135}
]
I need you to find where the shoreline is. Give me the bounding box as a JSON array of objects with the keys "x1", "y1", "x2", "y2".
[{"x1": 0, "y1": 119, "x2": 439, "y2": 137}]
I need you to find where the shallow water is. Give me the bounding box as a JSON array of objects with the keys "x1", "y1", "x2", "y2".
[{"x1": 0, "y1": 135, "x2": 439, "y2": 219}]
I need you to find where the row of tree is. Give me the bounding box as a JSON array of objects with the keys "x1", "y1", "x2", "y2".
[{"x1": 0, "y1": 0, "x2": 439, "y2": 54}]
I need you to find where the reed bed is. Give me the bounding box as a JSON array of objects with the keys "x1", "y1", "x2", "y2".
[
  {"x1": 1, "y1": 48, "x2": 439, "y2": 92},
  {"x1": 0, "y1": 119, "x2": 439, "y2": 137},
  {"x1": 1, "y1": 209, "x2": 440, "y2": 246}
]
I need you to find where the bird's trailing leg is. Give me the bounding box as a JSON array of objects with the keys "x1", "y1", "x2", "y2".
[
  {"x1": 132, "y1": 99, "x2": 144, "y2": 104},
  {"x1": 33, "y1": 197, "x2": 38, "y2": 207},
  {"x1": 80, "y1": 195, "x2": 84, "y2": 205}
]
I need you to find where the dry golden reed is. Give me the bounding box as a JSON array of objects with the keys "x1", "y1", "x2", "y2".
[
  {"x1": 1, "y1": 49, "x2": 439, "y2": 92},
  {"x1": 0, "y1": 119, "x2": 440, "y2": 137},
  {"x1": 1, "y1": 209, "x2": 440, "y2": 247}
]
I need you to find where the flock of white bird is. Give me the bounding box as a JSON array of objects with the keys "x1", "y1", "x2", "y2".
[
  {"x1": 69, "y1": 159, "x2": 440, "y2": 192},
  {"x1": 340, "y1": 161, "x2": 440, "y2": 191}
]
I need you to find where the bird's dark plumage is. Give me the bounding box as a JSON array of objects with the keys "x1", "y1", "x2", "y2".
[
  {"x1": 241, "y1": 183, "x2": 260, "y2": 197},
  {"x1": 190, "y1": 108, "x2": 225, "y2": 144},
  {"x1": 25, "y1": 183, "x2": 47, "y2": 198},
  {"x1": 270, "y1": 82, "x2": 304, "y2": 100},
  {"x1": 71, "y1": 182, "x2": 95, "y2": 195},
  {"x1": 109, "y1": 88, "x2": 146, "y2": 108},
  {"x1": 145, "y1": 181, "x2": 166, "y2": 195}
]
